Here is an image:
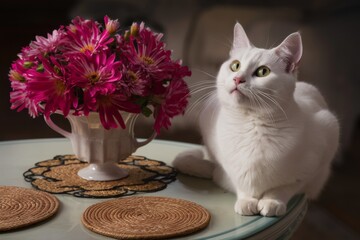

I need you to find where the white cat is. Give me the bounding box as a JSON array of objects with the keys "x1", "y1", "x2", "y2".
[{"x1": 173, "y1": 23, "x2": 340, "y2": 217}]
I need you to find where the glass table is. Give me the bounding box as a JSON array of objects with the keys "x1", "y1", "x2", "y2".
[{"x1": 0, "y1": 138, "x2": 307, "y2": 239}]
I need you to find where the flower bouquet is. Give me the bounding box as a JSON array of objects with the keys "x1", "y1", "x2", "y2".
[
  {"x1": 9, "y1": 16, "x2": 191, "y2": 133},
  {"x1": 8, "y1": 16, "x2": 191, "y2": 181}
]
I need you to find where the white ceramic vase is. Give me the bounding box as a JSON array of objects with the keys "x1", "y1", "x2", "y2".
[{"x1": 44, "y1": 112, "x2": 156, "y2": 181}]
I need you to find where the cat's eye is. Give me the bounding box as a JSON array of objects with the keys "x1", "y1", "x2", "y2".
[
  {"x1": 254, "y1": 66, "x2": 271, "y2": 77},
  {"x1": 230, "y1": 60, "x2": 241, "y2": 72}
]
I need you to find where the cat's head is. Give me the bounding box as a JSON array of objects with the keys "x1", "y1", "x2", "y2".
[{"x1": 217, "y1": 23, "x2": 302, "y2": 112}]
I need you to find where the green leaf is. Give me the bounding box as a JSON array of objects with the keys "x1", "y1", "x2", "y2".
[
  {"x1": 36, "y1": 64, "x2": 44, "y2": 72},
  {"x1": 142, "y1": 106, "x2": 153, "y2": 117},
  {"x1": 135, "y1": 98, "x2": 148, "y2": 107},
  {"x1": 23, "y1": 61, "x2": 33, "y2": 69}
]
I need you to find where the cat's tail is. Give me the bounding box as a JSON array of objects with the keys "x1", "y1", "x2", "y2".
[{"x1": 172, "y1": 149, "x2": 215, "y2": 179}]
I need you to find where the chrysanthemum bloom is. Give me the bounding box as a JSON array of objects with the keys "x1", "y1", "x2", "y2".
[
  {"x1": 25, "y1": 29, "x2": 66, "y2": 58},
  {"x1": 26, "y1": 57, "x2": 73, "y2": 117},
  {"x1": 89, "y1": 88, "x2": 141, "y2": 129},
  {"x1": 67, "y1": 52, "x2": 123, "y2": 114},
  {"x1": 119, "y1": 66, "x2": 149, "y2": 96},
  {"x1": 9, "y1": 58, "x2": 41, "y2": 117},
  {"x1": 10, "y1": 81, "x2": 40, "y2": 118},
  {"x1": 121, "y1": 23, "x2": 173, "y2": 82},
  {"x1": 153, "y1": 76, "x2": 190, "y2": 133},
  {"x1": 9, "y1": 59, "x2": 28, "y2": 82},
  {"x1": 119, "y1": 22, "x2": 192, "y2": 132},
  {"x1": 64, "y1": 16, "x2": 113, "y2": 56}
]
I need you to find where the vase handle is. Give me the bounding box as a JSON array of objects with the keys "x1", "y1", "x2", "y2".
[
  {"x1": 135, "y1": 131, "x2": 157, "y2": 148},
  {"x1": 44, "y1": 113, "x2": 72, "y2": 139},
  {"x1": 127, "y1": 114, "x2": 157, "y2": 149}
]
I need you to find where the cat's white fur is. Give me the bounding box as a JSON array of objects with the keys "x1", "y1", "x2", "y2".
[{"x1": 173, "y1": 23, "x2": 339, "y2": 217}]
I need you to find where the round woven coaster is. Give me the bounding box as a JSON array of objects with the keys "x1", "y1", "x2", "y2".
[
  {"x1": 0, "y1": 186, "x2": 59, "y2": 232},
  {"x1": 23, "y1": 155, "x2": 176, "y2": 198},
  {"x1": 82, "y1": 196, "x2": 211, "y2": 239}
]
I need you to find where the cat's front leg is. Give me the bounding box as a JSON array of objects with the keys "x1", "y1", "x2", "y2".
[
  {"x1": 258, "y1": 183, "x2": 303, "y2": 217},
  {"x1": 234, "y1": 191, "x2": 259, "y2": 216}
]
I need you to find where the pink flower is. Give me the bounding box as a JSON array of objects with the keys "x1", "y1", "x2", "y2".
[
  {"x1": 10, "y1": 81, "x2": 41, "y2": 118},
  {"x1": 26, "y1": 57, "x2": 73, "y2": 117},
  {"x1": 25, "y1": 29, "x2": 66, "y2": 58},
  {"x1": 119, "y1": 66, "x2": 149, "y2": 96},
  {"x1": 9, "y1": 59, "x2": 42, "y2": 117},
  {"x1": 68, "y1": 52, "x2": 122, "y2": 97},
  {"x1": 9, "y1": 59, "x2": 28, "y2": 82},
  {"x1": 69, "y1": 53, "x2": 121, "y2": 85},
  {"x1": 121, "y1": 23, "x2": 173, "y2": 81},
  {"x1": 64, "y1": 17, "x2": 113, "y2": 56},
  {"x1": 91, "y1": 88, "x2": 141, "y2": 129},
  {"x1": 153, "y1": 79, "x2": 190, "y2": 133}
]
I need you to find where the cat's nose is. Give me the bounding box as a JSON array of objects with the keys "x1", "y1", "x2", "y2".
[{"x1": 234, "y1": 76, "x2": 246, "y2": 85}]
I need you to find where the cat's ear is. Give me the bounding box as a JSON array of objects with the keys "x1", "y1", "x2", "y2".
[
  {"x1": 275, "y1": 32, "x2": 303, "y2": 73},
  {"x1": 232, "y1": 22, "x2": 251, "y2": 50}
]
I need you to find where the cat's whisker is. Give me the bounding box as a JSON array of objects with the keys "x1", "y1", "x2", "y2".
[
  {"x1": 189, "y1": 79, "x2": 216, "y2": 86},
  {"x1": 257, "y1": 96, "x2": 276, "y2": 123},
  {"x1": 256, "y1": 86, "x2": 276, "y2": 93},
  {"x1": 188, "y1": 81, "x2": 216, "y2": 92},
  {"x1": 256, "y1": 90, "x2": 288, "y2": 120},
  {"x1": 189, "y1": 83, "x2": 215, "y2": 88},
  {"x1": 204, "y1": 94, "x2": 218, "y2": 125},
  {"x1": 249, "y1": 89, "x2": 276, "y2": 123},
  {"x1": 192, "y1": 69, "x2": 217, "y2": 79},
  {"x1": 187, "y1": 90, "x2": 216, "y2": 116},
  {"x1": 256, "y1": 87, "x2": 280, "y2": 98},
  {"x1": 191, "y1": 97, "x2": 217, "y2": 124},
  {"x1": 189, "y1": 86, "x2": 214, "y2": 92},
  {"x1": 260, "y1": 92, "x2": 284, "y2": 103},
  {"x1": 259, "y1": 102, "x2": 275, "y2": 123},
  {"x1": 257, "y1": 88, "x2": 285, "y2": 101},
  {"x1": 255, "y1": 88, "x2": 288, "y2": 119},
  {"x1": 261, "y1": 94, "x2": 287, "y2": 119},
  {"x1": 190, "y1": 94, "x2": 215, "y2": 124},
  {"x1": 190, "y1": 86, "x2": 217, "y2": 95},
  {"x1": 245, "y1": 88, "x2": 271, "y2": 121},
  {"x1": 244, "y1": 89, "x2": 258, "y2": 113}
]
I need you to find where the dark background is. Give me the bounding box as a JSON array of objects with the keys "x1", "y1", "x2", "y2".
[{"x1": 1, "y1": 0, "x2": 360, "y2": 239}]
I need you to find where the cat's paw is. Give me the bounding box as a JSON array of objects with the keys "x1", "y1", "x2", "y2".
[
  {"x1": 257, "y1": 199, "x2": 286, "y2": 217},
  {"x1": 234, "y1": 197, "x2": 259, "y2": 215}
]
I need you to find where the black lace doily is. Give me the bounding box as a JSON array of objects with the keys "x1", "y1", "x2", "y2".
[{"x1": 23, "y1": 155, "x2": 177, "y2": 198}]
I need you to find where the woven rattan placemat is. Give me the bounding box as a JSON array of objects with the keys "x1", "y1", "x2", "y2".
[
  {"x1": 0, "y1": 186, "x2": 59, "y2": 232},
  {"x1": 82, "y1": 196, "x2": 211, "y2": 239},
  {"x1": 23, "y1": 155, "x2": 176, "y2": 198}
]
